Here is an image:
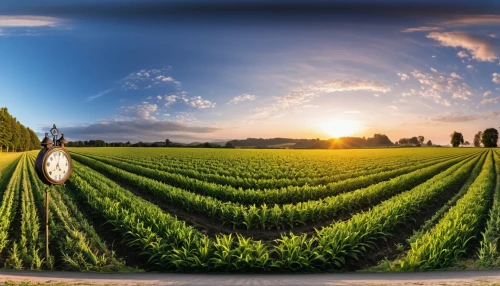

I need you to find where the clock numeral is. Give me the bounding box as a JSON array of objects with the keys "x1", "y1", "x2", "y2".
[{"x1": 47, "y1": 162, "x2": 50, "y2": 167}]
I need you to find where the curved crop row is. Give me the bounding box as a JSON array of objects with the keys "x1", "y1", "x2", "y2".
[
  {"x1": 23, "y1": 154, "x2": 126, "y2": 271},
  {"x1": 71, "y1": 151, "x2": 477, "y2": 206},
  {"x1": 67, "y1": 148, "x2": 480, "y2": 271},
  {"x1": 395, "y1": 150, "x2": 495, "y2": 271},
  {"x1": 94, "y1": 151, "x2": 464, "y2": 190}
]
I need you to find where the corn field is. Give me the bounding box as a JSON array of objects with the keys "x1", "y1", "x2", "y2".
[{"x1": 1, "y1": 147, "x2": 500, "y2": 272}]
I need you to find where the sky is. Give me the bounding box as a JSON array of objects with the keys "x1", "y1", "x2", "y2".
[{"x1": 1, "y1": 1, "x2": 500, "y2": 145}]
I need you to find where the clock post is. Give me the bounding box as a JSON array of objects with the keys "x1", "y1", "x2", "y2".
[{"x1": 35, "y1": 124, "x2": 72, "y2": 268}]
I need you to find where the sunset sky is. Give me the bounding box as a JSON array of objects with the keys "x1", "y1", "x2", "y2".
[{"x1": 1, "y1": 0, "x2": 500, "y2": 144}]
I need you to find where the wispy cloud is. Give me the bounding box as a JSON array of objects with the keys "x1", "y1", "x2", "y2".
[
  {"x1": 483, "y1": 90, "x2": 493, "y2": 97},
  {"x1": 121, "y1": 68, "x2": 180, "y2": 90},
  {"x1": 251, "y1": 79, "x2": 390, "y2": 119},
  {"x1": 481, "y1": 96, "x2": 500, "y2": 105},
  {"x1": 228, "y1": 94, "x2": 256, "y2": 104},
  {"x1": 86, "y1": 88, "x2": 115, "y2": 102},
  {"x1": 0, "y1": 15, "x2": 61, "y2": 27},
  {"x1": 424, "y1": 111, "x2": 500, "y2": 122},
  {"x1": 401, "y1": 26, "x2": 443, "y2": 33},
  {"x1": 427, "y1": 31, "x2": 498, "y2": 62},
  {"x1": 443, "y1": 15, "x2": 500, "y2": 27}
]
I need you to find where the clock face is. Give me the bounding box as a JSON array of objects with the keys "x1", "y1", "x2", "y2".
[{"x1": 44, "y1": 149, "x2": 71, "y2": 183}]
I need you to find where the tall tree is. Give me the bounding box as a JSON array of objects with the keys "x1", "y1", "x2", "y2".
[
  {"x1": 474, "y1": 131, "x2": 483, "y2": 147},
  {"x1": 481, "y1": 128, "x2": 499, "y2": 147},
  {"x1": 426, "y1": 140, "x2": 432, "y2": 146},
  {"x1": 418, "y1": 135, "x2": 425, "y2": 144},
  {"x1": 409, "y1": 136, "x2": 419, "y2": 145},
  {"x1": 450, "y1": 131, "x2": 464, "y2": 147}
]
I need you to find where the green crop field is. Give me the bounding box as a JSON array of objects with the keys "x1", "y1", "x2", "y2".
[{"x1": 0, "y1": 147, "x2": 499, "y2": 272}]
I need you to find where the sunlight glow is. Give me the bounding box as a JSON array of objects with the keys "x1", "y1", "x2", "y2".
[{"x1": 320, "y1": 119, "x2": 362, "y2": 138}]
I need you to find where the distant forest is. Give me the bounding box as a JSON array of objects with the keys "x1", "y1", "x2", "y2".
[
  {"x1": 0, "y1": 108, "x2": 40, "y2": 152},
  {"x1": 227, "y1": 134, "x2": 395, "y2": 149}
]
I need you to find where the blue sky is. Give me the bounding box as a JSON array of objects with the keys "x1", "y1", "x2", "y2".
[{"x1": 1, "y1": 1, "x2": 500, "y2": 144}]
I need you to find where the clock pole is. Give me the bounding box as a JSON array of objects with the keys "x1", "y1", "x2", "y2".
[
  {"x1": 45, "y1": 186, "x2": 50, "y2": 268},
  {"x1": 35, "y1": 124, "x2": 72, "y2": 269}
]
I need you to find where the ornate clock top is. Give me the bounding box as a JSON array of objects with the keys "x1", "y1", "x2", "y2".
[{"x1": 35, "y1": 124, "x2": 73, "y2": 186}]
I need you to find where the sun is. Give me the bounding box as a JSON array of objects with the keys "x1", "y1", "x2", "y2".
[{"x1": 320, "y1": 119, "x2": 361, "y2": 138}]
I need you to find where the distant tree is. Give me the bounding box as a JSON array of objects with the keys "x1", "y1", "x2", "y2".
[
  {"x1": 426, "y1": 140, "x2": 432, "y2": 146},
  {"x1": 394, "y1": 141, "x2": 399, "y2": 145},
  {"x1": 409, "y1": 137, "x2": 419, "y2": 145},
  {"x1": 474, "y1": 131, "x2": 483, "y2": 147},
  {"x1": 225, "y1": 142, "x2": 235, "y2": 148},
  {"x1": 418, "y1": 135, "x2": 425, "y2": 144},
  {"x1": 450, "y1": 131, "x2": 464, "y2": 147},
  {"x1": 464, "y1": 141, "x2": 470, "y2": 146},
  {"x1": 399, "y1": 138, "x2": 409, "y2": 145},
  {"x1": 165, "y1": 138, "x2": 172, "y2": 146},
  {"x1": 481, "y1": 128, "x2": 499, "y2": 147}
]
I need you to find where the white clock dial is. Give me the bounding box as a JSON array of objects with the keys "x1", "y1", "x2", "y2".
[{"x1": 45, "y1": 150, "x2": 70, "y2": 182}]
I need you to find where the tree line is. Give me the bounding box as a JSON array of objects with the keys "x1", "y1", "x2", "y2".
[
  {"x1": 0, "y1": 108, "x2": 40, "y2": 152},
  {"x1": 395, "y1": 135, "x2": 434, "y2": 147},
  {"x1": 451, "y1": 128, "x2": 498, "y2": 147}
]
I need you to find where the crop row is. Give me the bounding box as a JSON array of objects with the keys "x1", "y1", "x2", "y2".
[
  {"x1": 71, "y1": 151, "x2": 477, "y2": 206},
  {"x1": 72, "y1": 152, "x2": 479, "y2": 231},
  {"x1": 71, "y1": 148, "x2": 476, "y2": 181},
  {"x1": 91, "y1": 151, "x2": 466, "y2": 190},
  {"x1": 395, "y1": 150, "x2": 495, "y2": 270},
  {"x1": 67, "y1": 147, "x2": 480, "y2": 271}
]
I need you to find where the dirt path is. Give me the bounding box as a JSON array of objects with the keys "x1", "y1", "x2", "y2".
[{"x1": 2, "y1": 270, "x2": 500, "y2": 286}]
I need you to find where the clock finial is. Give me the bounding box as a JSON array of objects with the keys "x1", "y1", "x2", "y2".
[{"x1": 40, "y1": 133, "x2": 53, "y2": 148}]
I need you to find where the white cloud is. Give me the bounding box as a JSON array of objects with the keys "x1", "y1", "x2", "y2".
[
  {"x1": 401, "y1": 26, "x2": 443, "y2": 33},
  {"x1": 397, "y1": 73, "x2": 410, "y2": 81},
  {"x1": 450, "y1": 72, "x2": 462, "y2": 79},
  {"x1": 122, "y1": 68, "x2": 179, "y2": 90},
  {"x1": 184, "y1": 95, "x2": 216, "y2": 109},
  {"x1": 491, "y1": 34, "x2": 498, "y2": 38},
  {"x1": 406, "y1": 69, "x2": 472, "y2": 105},
  {"x1": 431, "y1": 68, "x2": 437, "y2": 73},
  {"x1": 493, "y1": 73, "x2": 500, "y2": 84},
  {"x1": 483, "y1": 90, "x2": 492, "y2": 97},
  {"x1": 427, "y1": 31, "x2": 498, "y2": 62},
  {"x1": 481, "y1": 96, "x2": 500, "y2": 105},
  {"x1": 373, "y1": 94, "x2": 380, "y2": 97},
  {"x1": 228, "y1": 94, "x2": 257, "y2": 104},
  {"x1": 156, "y1": 95, "x2": 162, "y2": 100},
  {"x1": 121, "y1": 102, "x2": 158, "y2": 120},
  {"x1": 344, "y1": 110, "x2": 361, "y2": 114},
  {"x1": 0, "y1": 16, "x2": 61, "y2": 27},
  {"x1": 388, "y1": 105, "x2": 398, "y2": 110},
  {"x1": 86, "y1": 88, "x2": 115, "y2": 102},
  {"x1": 164, "y1": 95, "x2": 179, "y2": 106},
  {"x1": 467, "y1": 65, "x2": 474, "y2": 69},
  {"x1": 457, "y1": 51, "x2": 469, "y2": 58},
  {"x1": 432, "y1": 55, "x2": 436, "y2": 58},
  {"x1": 155, "y1": 75, "x2": 174, "y2": 82}
]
